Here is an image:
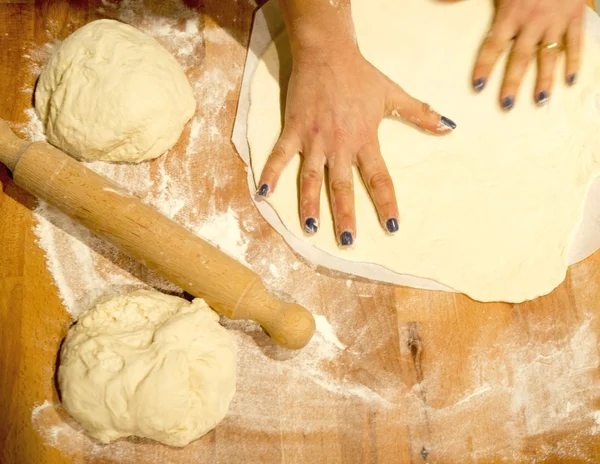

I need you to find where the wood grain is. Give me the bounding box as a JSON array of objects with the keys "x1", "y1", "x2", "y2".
[{"x1": 1, "y1": 1, "x2": 599, "y2": 463}]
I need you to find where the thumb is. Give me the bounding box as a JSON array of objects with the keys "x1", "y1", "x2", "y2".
[{"x1": 385, "y1": 84, "x2": 457, "y2": 134}]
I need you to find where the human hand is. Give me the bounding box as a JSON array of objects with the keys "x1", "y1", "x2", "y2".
[
  {"x1": 256, "y1": 49, "x2": 457, "y2": 246},
  {"x1": 471, "y1": 0, "x2": 586, "y2": 109}
]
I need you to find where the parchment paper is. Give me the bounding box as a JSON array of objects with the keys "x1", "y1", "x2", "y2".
[{"x1": 232, "y1": 1, "x2": 600, "y2": 293}]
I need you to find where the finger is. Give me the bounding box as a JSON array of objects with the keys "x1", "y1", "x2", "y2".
[
  {"x1": 472, "y1": 16, "x2": 518, "y2": 92},
  {"x1": 500, "y1": 29, "x2": 540, "y2": 110},
  {"x1": 535, "y1": 29, "x2": 564, "y2": 106},
  {"x1": 357, "y1": 141, "x2": 399, "y2": 234},
  {"x1": 327, "y1": 154, "x2": 355, "y2": 247},
  {"x1": 256, "y1": 128, "x2": 301, "y2": 198},
  {"x1": 299, "y1": 148, "x2": 325, "y2": 235},
  {"x1": 386, "y1": 84, "x2": 457, "y2": 134},
  {"x1": 565, "y1": 13, "x2": 583, "y2": 86}
]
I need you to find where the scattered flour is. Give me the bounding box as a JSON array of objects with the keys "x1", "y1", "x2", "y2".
[
  {"x1": 98, "y1": 0, "x2": 203, "y2": 69},
  {"x1": 100, "y1": 0, "x2": 117, "y2": 9},
  {"x1": 20, "y1": 42, "x2": 60, "y2": 94},
  {"x1": 193, "y1": 207, "x2": 250, "y2": 267},
  {"x1": 508, "y1": 316, "x2": 600, "y2": 437},
  {"x1": 102, "y1": 187, "x2": 127, "y2": 195},
  {"x1": 185, "y1": 18, "x2": 199, "y2": 34},
  {"x1": 31, "y1": 400, "x2": 53, "y2": 422},
  {"x1": 11, "y1": 108, "x2": 45, "y2": 141},
  {"x1": 407, "y1": 312, "x2": 600, "y2": 462},
  {"x1": 592, "y1": 410, "x2": 600, "y2": 435},
  {"x1": 268, "y1": 263, "x2": 280, "y2": 279},
  {"x1": 313, "y1": 314, "x2": 346, "y2": 351},
  {"x1": 451, "y1": 384, "x2": 492, "y2": 407}
]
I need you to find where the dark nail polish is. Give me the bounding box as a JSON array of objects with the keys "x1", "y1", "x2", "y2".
[
  {"x1": 257, "y1": 184, "x2": 269, "y2": 196},
  {"x1": 440, "y1": 116, "x2": 457, "y2": 130},
  {"x1": 340, "y1": 231, "x2": 353, "y2": 247},
  {"x1": 386, "y1": 218, "x2": 399, "y2": 233},
  {"x1": 473, "y1": 77, "x2": 486, "y2": 91},
  {"x1": 568, "y1": 73, "x2": 577, "y2": 86},
  {"x1": 502, "y1": 96, "x2": 514, "y2": 110},
  {"x1": 536, "y1": 91, "x2": 549, "y2": 106},
  {"x1": 304, "y1": 217, "x2": 318, "y2": 234}
]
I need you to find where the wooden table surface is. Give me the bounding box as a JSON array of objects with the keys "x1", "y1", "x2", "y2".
[{"x1": 1, "y1": 1, "x2": 600, "y2": 463}]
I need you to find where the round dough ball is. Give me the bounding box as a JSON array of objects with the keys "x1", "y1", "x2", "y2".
[
  {"x1": 35, "y1": 19, "x2": 196, "y2": 163},
  {"x1": 58, "y1": 290, "x2": 237, "y2": 447}
]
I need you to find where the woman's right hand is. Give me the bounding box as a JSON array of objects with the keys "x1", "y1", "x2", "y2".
[{"x1": 257, "y1": 1, "x2": 457, "y2": 246}]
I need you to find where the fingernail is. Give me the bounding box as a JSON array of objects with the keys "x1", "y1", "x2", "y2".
[
  {"x1": 473, "y1": 77, "x2": 486, "y2": 91},
  {"x1": 257, "y1": 184, "x2": 269, "y2": 197},
  {"x1": 440, "y1": 116, "x2": 457, "y2": 130},
  {"x1": 536, "y1": 91, "x2": 549, "y2": 106},
  {"x1": 304, "y1": 217, "x2": 318, "y2": 235},
  {"x1": 340, "y1": 231, "x2": 353, "y2": 247},
  {"x1": 386, "y1": 218, "x2": 399, "y2": 233},
  {"x1": 568, "y1": 73, "x2": 577, "y2": 86},
  {"x1": 502, "y1": 96, "x2": 514, "y2": 110}
]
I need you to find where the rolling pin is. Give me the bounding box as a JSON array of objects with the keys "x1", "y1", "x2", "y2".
[{"x1": 0, "y1": 119, "x2": 315, "y2": 349}]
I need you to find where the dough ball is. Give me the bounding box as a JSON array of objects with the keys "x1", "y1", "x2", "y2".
[
  {"x1": 35, "y1": 19, "x2": 196, "y2": 163},
  {"x1": 58, "y1": 290, "x2": 237, "y2": 447}
]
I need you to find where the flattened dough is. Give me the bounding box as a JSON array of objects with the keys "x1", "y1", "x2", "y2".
[{"x1": 247, "y1": 0, "x2": 600, "y2": 303}]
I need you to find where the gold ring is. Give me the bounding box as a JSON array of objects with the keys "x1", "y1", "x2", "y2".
[{"x1": 538, "y1": 42, "x2": 563, "y2": 51}]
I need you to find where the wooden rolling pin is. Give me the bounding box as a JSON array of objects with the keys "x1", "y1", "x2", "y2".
[{"x1": 0, "y1": 119, "x2": 315, "y2": 349}]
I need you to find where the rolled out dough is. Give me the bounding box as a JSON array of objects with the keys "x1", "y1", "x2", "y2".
[{"x1": 245, "y1": 0, "x2": 600, "y2": 303}]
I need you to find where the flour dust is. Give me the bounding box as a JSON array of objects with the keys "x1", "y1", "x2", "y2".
[{"x1": 403, "y1": 312, "x2": 600, "y2": 462}]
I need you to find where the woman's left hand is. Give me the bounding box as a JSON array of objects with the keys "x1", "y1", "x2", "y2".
[{"x1": 471, "y1": 0, "x2": 587, "y2": 109}]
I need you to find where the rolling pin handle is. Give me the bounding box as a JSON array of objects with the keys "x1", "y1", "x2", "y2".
[
  {"x1": 230, "y1": 277, "x2": 316, "y2": 349},
  {"x1": 0, "y1": 119, "x2": 33, "y2": 172}
]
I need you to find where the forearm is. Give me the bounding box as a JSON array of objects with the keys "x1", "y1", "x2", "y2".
[{"x1": 279, "y1": 0, "x2": 358, "y2": 58}]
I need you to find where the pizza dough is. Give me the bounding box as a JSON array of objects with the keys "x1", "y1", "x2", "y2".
[
  {"x1": 247, "y1": 0, "x2": 600, "y2": 303},
  {"x1": 58, "y1": 290, "x2": 237, "y2": 447},
  {"x1": 35, "y1": 19, "x2": 196, "y2": 163}
]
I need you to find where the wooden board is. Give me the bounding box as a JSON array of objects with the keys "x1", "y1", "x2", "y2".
[{"x1": 1, "y1": 1, "x2": 599, "y2": 463}]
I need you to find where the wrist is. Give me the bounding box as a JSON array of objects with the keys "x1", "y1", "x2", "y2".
[
  {"x1": 291, "y1": 29, "x2": 359, "y2": 65},
  {"x1": 280, "y1": 0, "x2": 358, "y2": 60}
]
